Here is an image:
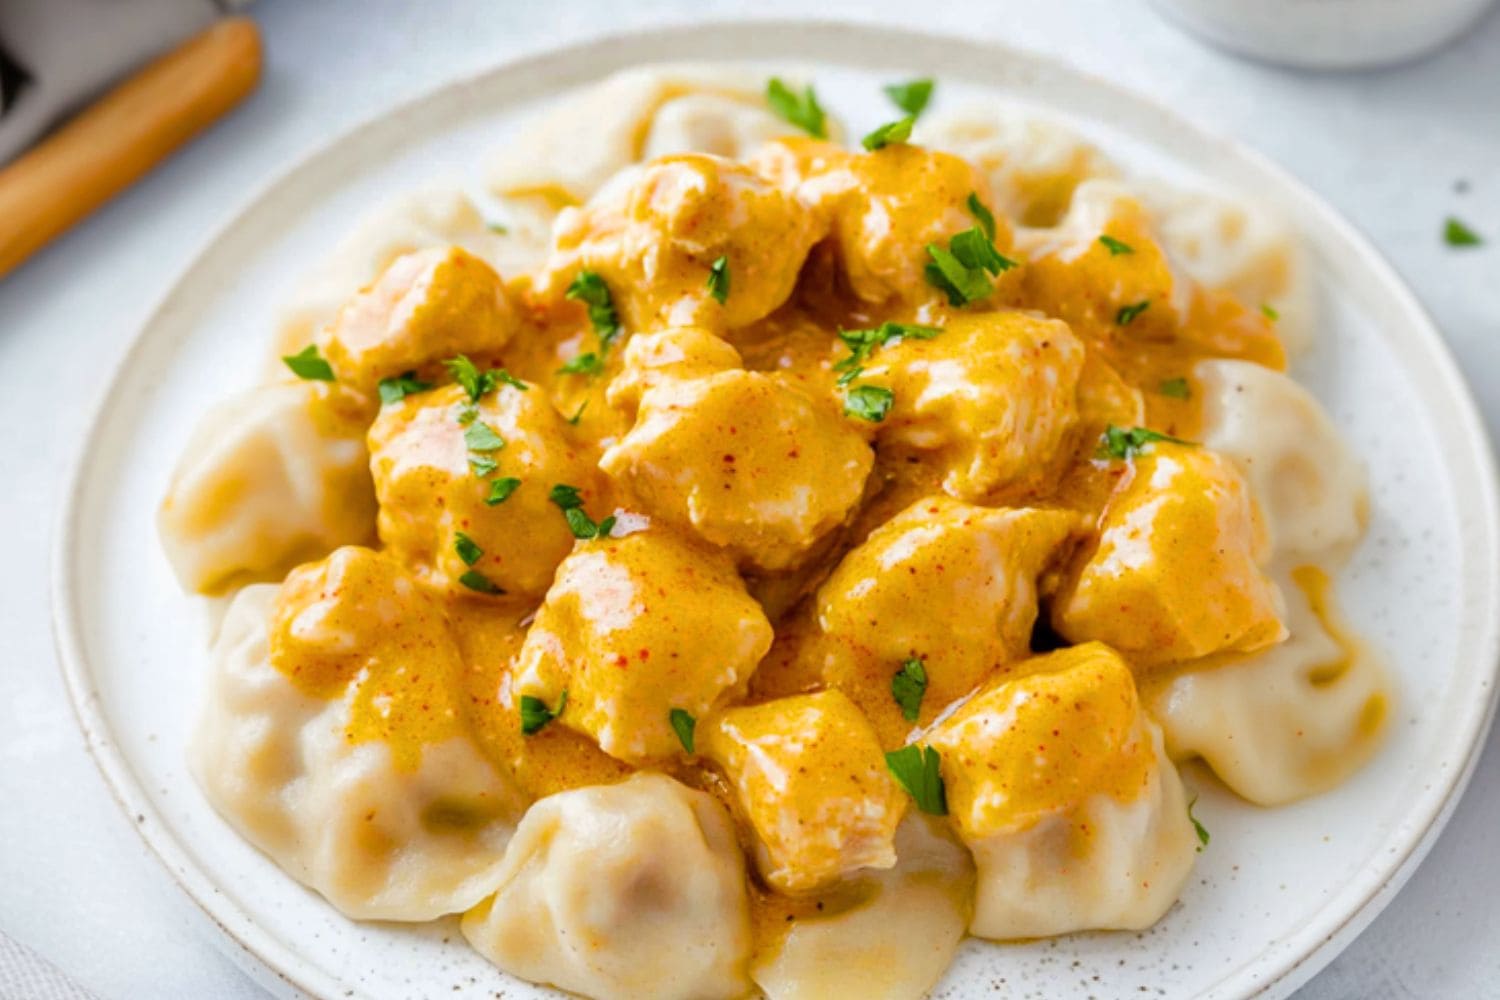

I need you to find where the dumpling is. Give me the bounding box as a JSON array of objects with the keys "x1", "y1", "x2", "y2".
[
  {"x1": 158, "y1": 381, "x2": 376, "y2": 593},
  {"x1": 315, "y1": 246, "x2": 517, "y2": 394},
  {"x1": 542, "y1": 154, "x2": 824, "y2": 331},
  {"x1": 601, "y1": 369, "x2": 873, "y2": 572},
  {"x1": 702, "y1": 690, "x2": 908, "y2": 893},
  {"x1": 914, "y1": 105, "x2": 1119, "y2": 226},
  {"x1": 1051, "y1": 441, "x2": 1286, "y2": 667},
  {"x1": 513, "y1": 527, "x2": 774, "y2": 762},
  {"x1": 190, "y1": 551, "x2": 527, "y2": 921},
  {"x1": 461, "y1": 773, "x2": 752, "y2": 1000},
  {"x1": 275, "y1": 187, "x2": 543, "y2": 362},
  {"x1": 856, "y1": 311, "x2": 1086, "y2": 501},
  {"x1": 1143, "y1": 565, "x2": 1390, "y2": 806},
  {"x1": 927, "y1": 642, "x2": 1198, "y2": 938},
  {"x1": 367, "y1": 380, "x2": 601, "y2": 599},
  {"x1": 1195, "y1": 358, "x2": 1367, "y2": 563},
  {"x1": 750, "y1": 816, "x2": 974, "y2": 1000}
]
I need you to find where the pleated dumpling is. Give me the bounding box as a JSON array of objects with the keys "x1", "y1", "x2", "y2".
[
  {"x1": 158, "y1": 381, "x2": 376, "y2": 593},
  {"x1": 461, "y1": 773, "x2": 752, "y2": 1000},
  {"x1": 750, "y1": 816, "x2": 974, "y2": 1000},
  {"x1": 927, "y1": 642, "x2": 1198, "y2": 939},
  {"x1": 189, "y1": 550, "x2": 527, "y2": 920}
]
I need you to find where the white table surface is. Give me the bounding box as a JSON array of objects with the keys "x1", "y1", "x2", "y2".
[{"x1": 2, "y1": 1, "x2": 1497, "y2": 997}]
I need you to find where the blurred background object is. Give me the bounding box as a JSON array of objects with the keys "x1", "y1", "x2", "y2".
[
  {"x1": 1150, "y1": 0, "x2": 1499, "y2": 68},
  {"x1": 0, "y1": 0, "x2": 260, "y2": 278}
]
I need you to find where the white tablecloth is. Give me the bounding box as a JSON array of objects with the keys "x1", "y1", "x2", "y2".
[{"x1": 1, "y1": 1, "x2": 1496, "y2": 997}]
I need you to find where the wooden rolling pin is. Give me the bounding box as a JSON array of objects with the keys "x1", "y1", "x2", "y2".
[{"x1": 0, "y1": 17, "x2": 262, "y2": 279}]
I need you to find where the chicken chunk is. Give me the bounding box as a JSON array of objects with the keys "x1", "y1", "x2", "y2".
[
  {"x1": 858, "y1": 311, "x2": 1086, "y2": 502},
  {"x1": 367, "y1": 382, "x2": 600, "y2": 599},
  {"x1": 1052, "y1": 442, "x2": 1285, "y2": 666},
  {"x1": 601, "y1": 370, "x2": 873, "y2": 572},
  {"x1": 543, "y1": 154, "x2": 823, "y2": 331},
  {"x1": 513, "y1": 528, "x2": 774, "y2": 762},
  {"x1": 605, "y1": 325, "x2": 743, "y2": 416},
  {"x1": 315, "y1": 246, "x2": 517, "y2": 394},
  {"x1": 702, "y1": 690, "x2": 907, "y2": 893}
]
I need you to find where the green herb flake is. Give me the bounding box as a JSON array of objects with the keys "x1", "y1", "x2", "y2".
[
  {"x1": 464, "y1": 422, "x2": 506, "y2": 453},
  {"x1": 487, "y1": 221, "x2": 509, "y2": 235},
  {"x1": 707, "y1": 255, "x2": 731, "y2": 304},
  {"x1": 485, "y1": 477, "x2": 521, "y2": 507},
  {"x1": 468, "y1": 454, "x2": 499, "y2": 476},
  {"x1": 458, "y1": 569, "x2": 503, "y2": 595},
  {"x1": 377, "y1": 371, "x2": 432, "y2": 405},
  {"x1": 549, "y1": 483, "x2": 585, "y2": 508},
  {"x1": 1098, "y1": 234, "x2": 1134, "y2": 256},
  {"x1": 454, "y1": 531, "x2": 484, "y2": 567},
  {"x1": 966, "y1": 192, "x2": 997, "y2": 241},
  {"x1": 925, "y1": 243, "x2": 993, "y2": 306},
  {"x1": 1261, "y1": 302, "x2": 1280, "y2": 321},
  {"x1": 891, "y1": 657, "x2": 928, "y2": 723},
  {"x1": 884, "y1": 744, "x2": 947, "y2": 816},
  {"x1": 844, "y1": 384, "x2": 894, "y2": 423},
  {"x1": 567, "y1": 400, "x2": 589, "y2": 426},
  {"x1": 565, "y1": 270, "x2": 622, "y2": 348},
  {"x1": 281, "y1": 344, "x2": 335, "y2": 382},
  {"x1": 883, "y1": 78, "x2": 934, "y2": 118},
  {"x1": 558, "y1": 352, "x2": 605, "y2": 377},
  {"x1": 457, "y1": 404, "x2": 479, "y2": 426},
  {"x1": 862, "y1": 115, "x2": 915, "y2": 152},
  {"x1": 444, "y1": 355, "x2": 497, "y2": 402},
  {"x1": 1115, "y1": 299, "x2": 1151, "y2": 326},
  {"x1": 1097, "y1": 424, "x2": 1194, "y2": 462},
  {"x1": 495, "y1": 370, "x2": 529, "y2": 391},
  {"x1": 550, "y1": 483, "x2": 613, "y2": 540},
  {"x1": 1444, "y1": 216, "x2": 1483, "y2": 247},
  {"x1": 1188, "y1": 795, "x2": 1210, "y2": 851},
  {"x1": 766, "y1": 78, "x2": 827, "y2": 139},
  {"x1": 520, "y1": 692, "x2": 565, "y2": 735},
  {"x1": 1159, "y1": 377, "x2": 1191, "y2": 400},
  {"x1": 670, "y1": 708, "x2": 696, "y2": 753},
  {"x1": 833, "y1": 322, "x2": 939, "y2": 383},
  {"x1": 949, "y1": 226, "x2": 1014, "y2": 276}
]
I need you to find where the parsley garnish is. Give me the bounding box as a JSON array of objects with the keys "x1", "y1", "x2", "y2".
[
  {"x1": 925, "y1": 226, "x2": 1015, "y2": 306},
  {"x1": 844, "y1": 384, "x2": 894, "y2": 423},
  {"x1": 883, "y1": 78, "x2": 934, "y2": 118},
  {"x1": 377, "y1": 371, "x2": 432, "y2": 404},
  {"x1": 1444, "y1": 216, "x2": 1483, "y2": 247},
  {"x1": 1188, "y1": 794, "x2": 1210, "y2": 851},
  {"x1": 833, "y1": 322, "x2": 939, "y2": 385},
  {"x1": 458, "y1": 569, "x2": 503, "y2": 595},
  {"x1": 1159, "y1": 377, "x2": 1191, "y2": 400},
  {"x1": 485, "y1": 477, "x2": 521, "y2": 506},
  {"x1": 1098, "y1": 234, "x2": 1134, "y2": 256},
  {"x1": 1097, "y1": 424, "x2": 1193, "y2": 461},
  {"x1": 862, "y1": 115, "x2": 915, "y2": 151},
  {"x1": 885, "y1": 744, "x2": 947, "y2": 815},
  {"x1": 549, "y1": 483, "x2": 615, "y2": 540},
  {"x1": 444, "y1": 355, "x2": 498, "y2": 402},
  {"x1": 468, "y1": 454, "x2": 498, "y2": 476},
  {"x1": 766, "y1": 78, "x2": 827, "y2": 138},
  {"x1": 966, "y1": 192, "x2": 996, "y2": 241},
  {"x1": 566, "y1": 400, "x2": 588, "y2": 426},
  {"x1": 1115, "y1": 300, "x2": 1151, "y2": 326},
  {"x1": 707, "y1": 255, "x2": 730, "y2": 304},
  {"x1": 495, "y1": 370, "x2": 529, "y2": 391},
  {"x1": 520, "y1": 691, "x2": 566, "y2": 735},
  {"x1": 670, "y1": 708, "x2": 696, "y2": 753},
  {"x1": 1261, "y1": 302, "x2": 1280, "y2": 321},
  {"x1": 558, "y1": 352, "x2": 605, "y2": 377},
  {"x1": 454, "y1": 531, "x2": 484, "y2": 567},
  {"x1": 891, "y1": 657, "x2": 927, "y2": 722},
  {"x1": 464, "y1": 422, "x2": 505, "y2": 452},
  {"x1": 282, "y1": 344, "x2": 334, "y2": 382},
  {"x1": 565, "y1": 271, "x2": 622, "y2": 349}
]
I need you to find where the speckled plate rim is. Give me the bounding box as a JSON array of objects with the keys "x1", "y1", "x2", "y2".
[{"x1": 49, "y1": 18, "x2": 1500, "y2": 1000}]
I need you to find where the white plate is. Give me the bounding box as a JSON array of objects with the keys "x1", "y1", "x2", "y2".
[{"x1": 51, "y1": 20, "x2": 1500, "y2": 1000}]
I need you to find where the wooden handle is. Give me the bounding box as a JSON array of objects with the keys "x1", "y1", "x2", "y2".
[{"x1": 0, "y1": 17, "x2": 262, "y2": 279}]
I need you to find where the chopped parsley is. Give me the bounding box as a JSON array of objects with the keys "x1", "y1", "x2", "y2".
[
  {"x1": 458, "y1": 569, "x2": 503, "y2": 595},
  {"x1": 1097, "y1": 424, "x2": 1193, "y2": 461},
  {"x1": 565, "y1": 270, "x2": 622, "y2": 349},
  {"x1": 520, "y1": 691, "x2": 566, "y2": 735},
  {"x1": 487, "y1": 221, "x2": 509, "y2": 234},
  {"x1": 549, "y1": 483, "x2": 616, "y2": 540},
  {"x1": 1098, "y1": 234, "x2": 1134, "y2": 256},
  {"x1": 1444, "y1": 216, "x2": 1483, "y2": 247},
  {"x1": 833, "y1": 321, "x2": 939, "y2": 384},
  {"x1": 766, "y1": 78, "x2": 827, "y2": 138},
  {"x1": 445, "y1": 355, "x2": 492, "y2": 401},
  {"x1": 558, "y1": 352, "x2": 605, "y2": 377},
  {"x1": 566, "y1": 400, "x2": 589, "y2": 426},
  {"x1": 485, "y1": 477, "x2": 521, "y2": 506},
  {"x1": 844, "y1": 384, "x2": 894, "y2": 423},
  {"x1": 495, "y1": 370, "x2": 529, "y2": 391},
  {"x1": 454, "y1": 531, "x2": 484, "y2": 567},
  {"x1": 885, "y1": 744, "x2": 947, "y2": 816},
  {"x1": 1159, "y1": 377, "x2": 1191, "y2": 400},
  {"x1": 883, "y1": 78, "x2": 933, "y2": 118},
  {"x1": 1115, "y1": 299, "x2": 1151, "y2": 326},
  {"x1": 468, "y1": 453, "x2": 498, "y2": 476},
  {"x1": 377, "y1": 371, "x2": 432, "y2": 405},
  {"x1": 282, "y1": 344, "x2": 334, "y2": 382},
  {"x1": 1261, "y1": 302, "x2": 1280, "y2": 321},
  {"x1": 950, "y1": 227, "x2": 1013, "y2": 275},
  {"x1": 707, "y1": 255, "x2": 730, "y2": 304},
  {"x1": 925, "y1": 225, "x2": 1015, "y2": 306},
  {"x1": 670, "y1": 708, "x2": 696, "y2": 753},
  {"x1": 966, "y1": 192, "x2": 997, "y2": 241},
  {"x1": 891, "y1": 657, "x2": 928, "y2": 722},
  {"x1": 1188, "y1": 795, "x2": 1210, "y2": 850},
  {"x1": 464, "y1": 422, "x2": 505, "y2": 452},
  {"x1": 862, "y1": 115, "x2": 915, "y2": 151}
]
